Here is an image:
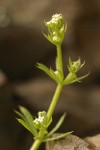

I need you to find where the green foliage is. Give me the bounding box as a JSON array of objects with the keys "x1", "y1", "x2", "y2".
[
  {"x1": 15, "y1": 107, "x2": 72, "y2": 142},
  {"x1": 15, "y1": 108, "x2": 52, "y2": 141},
  {"x1": 37, "y1": 63, "x2": 64, "y2": 84},
  {"x1": 43, "y1": 131, "x2": 73, "y2": 142},
  {"x1": 15, "y1": 106, "x2": 38, "y2": 136},
  {"x1": 47, "y1": 113, "x2": 66, "y2": 137},
  {"x1": 37, "y1": 58, "x2": 89, "y2": 86},
  {"x1": 15, "y1": 13, "x2": 89, "y2": 150},
  {"x1": 63, "y1": 58, "x2": 89, "y2": 85}
]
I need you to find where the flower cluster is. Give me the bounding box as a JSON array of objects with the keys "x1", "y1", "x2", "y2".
[
  {"x1": 44, "y1": 14, "x2": 66, "y2": 45},
  {"x1": 33, "y1": 111, "x2": 52, "y2": 140},
  {"x1": 15, "y1": 107, "x2": 52, "y2": 141},
  {"x1": 33, "y1": 111, "x2": 51, "y2": 130},
  {"x1": 63, "y1": 58, "x2": 89, "y2": 85},
  {"x1": 15, "y1": 107, "x2": 70, "y2": 142},
  {"x1": 68, "y1": 58, "x2": 85, "y2": 73}
]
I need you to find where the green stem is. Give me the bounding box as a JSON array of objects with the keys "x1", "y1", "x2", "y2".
[
  {"x1": 30, "y1": 44, "x2": 64, "y2": 150},
  {"x1": 56, "y1": 44, "x2": 63, "y2": 75},
  {"x1": 47, "y1": 84, "x2": 63, "y2": 120},
  {"x1": 47, "y1": 44, "x2": 63, "y2": 121},
  {"x1": 30, "y1": 84, "x2": 63, "y2": 150},
  {"x1": 30, "y1": 139, "x2": 41, "y2": 150}
]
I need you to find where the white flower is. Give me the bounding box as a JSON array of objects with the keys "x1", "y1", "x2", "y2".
[
  {"x1": 44, "y1": 14, "x2": 66, "y2": 45},
  {"x1": 53, "y1": 36, "x2": 58, "y2": 42}
]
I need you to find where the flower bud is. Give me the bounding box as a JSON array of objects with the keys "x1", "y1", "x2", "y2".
[
  {"x1": 44, "y1": 14, "x2": 66, "y2": 45},
  {"x1": 33, "y1": 111, "x2": 52, "y2": 130},
  {"x1": 45, "y1": 14, "x2": 64, "y2": 30},
  {"x1": 68, "y1": 58, "x2": 85, "y2": 73}
]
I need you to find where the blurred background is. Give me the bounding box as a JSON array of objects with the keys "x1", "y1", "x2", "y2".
[{"x1": 0, "y1": 0, "x2": 100, "y2": 150}]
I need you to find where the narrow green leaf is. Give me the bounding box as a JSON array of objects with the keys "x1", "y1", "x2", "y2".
[
  {"x1": 63, "y1": 72, "x2": 89, "y2": 85},
  {"x1": 43, "y1": 131, "x2": 73, "y2": 142},
  {"x1": 37, "y1": 63, "x2": 52, "y2": 77},
  {"x1": 76, "y1": 72, "x2": 90, "y2": 82},
  {"x1": 69, "y1": 57, "x2": 72, "y2": 67},
  {"x1": 15, "y1": 106, "x2": 38, "y2": 136},
  {"x1": 50, "y1": 68, "x2": 58, "y2": 82},
  {"x1": 63, "y1": 73, "x2": 76, "y2": 85},
  {"x1": 17, "y1": 118, "x2": 34, "y2": 134},
  {"x1": 79, "y1": 61, "x2": 85, "y2": 70},
  {"x1": 47, "y1": 113, "x2": 66, "y2": 137},
  {"x1": 15, "y1": 110, "x2": 25, "y2": 120},
  {"x1": 43, "y1": 33, "x2": 54, "y2": 44},
  {"x1": 19, "y1": 106, "x2": 33, "y2": 123},
  {"x1": 37, "y1": 63, "x2": 58, "y2": 83}
]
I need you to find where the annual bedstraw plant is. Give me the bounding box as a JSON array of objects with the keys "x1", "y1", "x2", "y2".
[{"x1": 15, "y1": 14, "x2": 89, "y2": 150}]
